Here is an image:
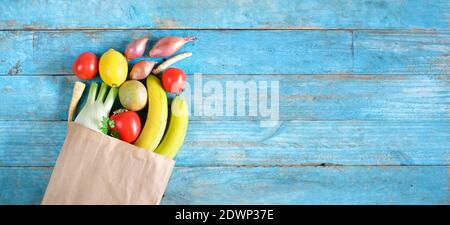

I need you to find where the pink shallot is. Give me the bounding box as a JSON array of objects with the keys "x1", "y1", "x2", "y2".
[
  {"x1": 125, "y1": 37, "x2": 149, "y2": 60},
  {"x1": 148, "y1": 36, "x2": 196, "y2": 58},
  {"x1": 129, "y1": 60, "x2": 156, "y2": 80}
]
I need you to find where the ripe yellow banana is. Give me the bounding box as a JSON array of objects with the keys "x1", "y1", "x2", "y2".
[
  {"x1": 134, "y1": 75, "x2": 168, "y2": 151},
  {"x1": 154, "y1": 96, "x2": 189, "y2": 159}
]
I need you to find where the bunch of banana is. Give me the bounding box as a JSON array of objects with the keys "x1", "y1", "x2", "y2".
[{"x1": 134, "y1": 75, "x2": 188, "y2": 159}]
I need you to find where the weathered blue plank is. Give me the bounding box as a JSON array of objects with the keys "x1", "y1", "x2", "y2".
[
  {"x1": 0, "y1": 31, "x2": 33, "y2": 75},
  {"x1": 163, "y1": 166, "x2": 449, "y2": 205},
  {"x1": 0, "y1": 0, "x2": 449, "y2": 29},
  {"x1": 0, "y1": 166, "x2": 447, "y2": 204},
  {"x1": 1, "y1": 120, "x2": 448, "y2": 167},
  {"x1": 0, "y1": 167, "x2": 51, "y2": 204},
  {"x1": 1, "y1": 75, "x2": 449, "y2": 121},
  {"x1": 0, "y1": 30, "x2": 352, "y2": 75},
  {"x1": 354, "y1": 31, "x2": 450, "y2": 74},
  {"x1": 1, "y1": 30, "x2": 449, "y2": 75}
]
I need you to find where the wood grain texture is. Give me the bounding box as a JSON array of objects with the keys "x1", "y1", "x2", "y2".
[
  {"x1": 353, "y1": 31, "x2": 450, "y2": 74},
  {"x1": 1, "y1": 75, "x2": 449, "y2": 121},
  {"x1": 0, "y1": 30, "x2": 352, "y2": 75},
  {"x1": 0, "y1": 166, "x2": 447, "y2": 205},
  {"x1": 163, "y1": 166, "x2": 449, "y2": 205},
  {"x1": 0, "y1": 0, "x2": 449, "y2": 29},
  {"x1": 1, "y1": 30, "x2": 449, "y2": 75},
  {"x1": 1, "y1": 120, "x2": 448, "y2": 167}
]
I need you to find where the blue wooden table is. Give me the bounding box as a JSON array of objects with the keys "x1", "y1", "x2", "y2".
[{"x1": 0, "y1": 0, "x2": 449, "y2": 204}]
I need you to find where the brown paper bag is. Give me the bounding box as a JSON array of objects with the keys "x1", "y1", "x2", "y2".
[{"x1": 42, "y1": 122, "x2": 175, "y2": 205}]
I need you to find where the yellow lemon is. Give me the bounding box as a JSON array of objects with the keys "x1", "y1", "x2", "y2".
[{"x1": 99, "y1": 49, "x2": 128, "y2": 87}]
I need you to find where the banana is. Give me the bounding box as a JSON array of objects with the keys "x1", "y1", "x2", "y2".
[
  {"x1": 134, "y1": 75, "x2": 168, "y2": 151},
  {"x1": 154, "y1": 96, "x2": 189, "y2": 159}
]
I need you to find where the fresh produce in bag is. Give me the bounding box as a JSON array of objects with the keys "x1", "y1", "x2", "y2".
[
  {"x1": 42, "y1": 122, "x2": 174, "y2": 205},
  {"x1": 43, "y1": 33, "x2": 194, "y2": 205}
]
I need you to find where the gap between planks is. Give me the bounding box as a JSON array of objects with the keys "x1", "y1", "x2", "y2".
[
  {"x1": 0, "y1": 28, "x2": 447, "y2": 32},
  {"x1": 0, "y1": 165, "x2": 448, "y2": 168},
  {"x1": 1, "y1": 119, "x2": 449, "y2": 123},
  {"x1": 3, "y1": 73, "x2": 450, "y2": 76}
]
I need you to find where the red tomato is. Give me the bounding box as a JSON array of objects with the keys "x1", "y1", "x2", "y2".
[
  {"x1": 161, "y1": 68, "x2": 186, "y2": 94},
  {"x1": 72, "y1": 52, "x2": 98, "y2": 80},
  {"x1": 109, "y1": 111, "x2": 141, "y2": 143}
]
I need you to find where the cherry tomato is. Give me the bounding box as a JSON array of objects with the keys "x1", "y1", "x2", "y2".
[
  {"x1": 72, "y1": 52, "x2": 98, "y2": 80},
  {"x1": 109, "y1": 111, "x2": 141, "y2": 143},
  {"x1": 161, "y1": 68, "x2": 186, "y2": 94}
]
